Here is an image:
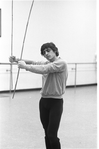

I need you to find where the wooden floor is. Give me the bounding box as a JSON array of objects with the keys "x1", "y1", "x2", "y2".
[{"x1": 0, "y1": 86, "x2": 97, "y2": 149}]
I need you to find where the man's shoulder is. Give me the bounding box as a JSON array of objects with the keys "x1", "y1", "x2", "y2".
[{"x1": 55, "y1": 58, "x2": 67, "y2": 65}]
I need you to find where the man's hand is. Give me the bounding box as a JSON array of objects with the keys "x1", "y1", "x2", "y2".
[
  {"x1": 18, "y1": 61, "x2": 26, "y2": 69},
  {"x1": 9, "y1": 56, "x2": 19, "y2": 63}
]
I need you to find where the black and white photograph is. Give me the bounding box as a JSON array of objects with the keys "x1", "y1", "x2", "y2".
[{"x1": 0, "y1": 0, "x2": 97, "y2": 149}]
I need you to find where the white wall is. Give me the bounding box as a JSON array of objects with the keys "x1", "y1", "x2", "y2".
[
  {"x1": 0, "y1": 0, "x2": 96, "y2": 62},
  {"x1": 0, "y1": 0, "x2": 97, "y2": 91}
]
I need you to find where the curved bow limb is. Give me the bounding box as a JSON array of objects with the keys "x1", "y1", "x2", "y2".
[{"x1": 12, "y1": 0, "x2": 35, "y2": 99}]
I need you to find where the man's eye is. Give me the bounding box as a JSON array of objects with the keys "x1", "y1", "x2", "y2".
[{"x1": 47, "y1": 49, "x2": 51, "y2": 52}]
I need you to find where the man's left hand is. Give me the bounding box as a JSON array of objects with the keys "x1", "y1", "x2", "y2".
[{"x1": 18, "y1": 61, "x2": 26, "y2": 69}]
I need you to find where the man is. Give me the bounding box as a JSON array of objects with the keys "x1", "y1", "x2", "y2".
[{"x1": 9, "y1": 42, "x2": 68, "y2": 149}]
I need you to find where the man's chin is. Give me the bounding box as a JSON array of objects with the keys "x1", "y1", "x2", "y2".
[{"x1": 46, "y1": 57, "x2": 51, "y2": 60}]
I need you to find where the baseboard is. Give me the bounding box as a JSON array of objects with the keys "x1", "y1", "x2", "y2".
[{"x1": 0, "y1": 83, "x2": 97, "y2": 93}]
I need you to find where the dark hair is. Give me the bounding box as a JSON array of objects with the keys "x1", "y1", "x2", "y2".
[{"x1": 41, "y1": 42, "x2": 59, "y2": 56}]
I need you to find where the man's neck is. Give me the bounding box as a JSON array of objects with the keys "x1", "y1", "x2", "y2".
[{"x1": 50, "y1": 56, "x2": 59, "y2": 62}]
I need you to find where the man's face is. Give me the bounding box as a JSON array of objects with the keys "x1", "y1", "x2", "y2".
[{"x1": 43, "y1": 48, "x2": 56, "y2": 61}]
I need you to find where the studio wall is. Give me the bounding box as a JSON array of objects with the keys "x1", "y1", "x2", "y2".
[{"x1": 0, "y1": 0, "x2": 97, "y2": 91}]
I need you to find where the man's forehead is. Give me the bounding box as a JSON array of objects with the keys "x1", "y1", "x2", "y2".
[{"x1": 44, "y1": 47, "x2": 52, "y2": 51}]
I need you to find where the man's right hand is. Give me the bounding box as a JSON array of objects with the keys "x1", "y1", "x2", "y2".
[{"x1": 9, "y1": 56, "x2": 18, "y2": 63}]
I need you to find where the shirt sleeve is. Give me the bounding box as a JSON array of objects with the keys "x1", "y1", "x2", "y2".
[
  {"x1": 25, "y1": 60, "x2": 67, "y2": 74},
  {"x1": 31, "y1": 61, "x2": 48, "y2": 65}
]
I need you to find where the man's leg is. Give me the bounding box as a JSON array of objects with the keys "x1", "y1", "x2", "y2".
[
  {"x1": 39, "y1": 98, "x2": 51, "y2": 149},
  {"x1": 47, "y1": 99, "x2": 63, "y2": 149}
]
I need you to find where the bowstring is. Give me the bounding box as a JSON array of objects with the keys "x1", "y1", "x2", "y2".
[{"x1": 10, "y1": 0, "x2": 13, "y2": 95}]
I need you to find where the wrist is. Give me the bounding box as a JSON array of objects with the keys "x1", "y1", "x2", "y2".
[
  {"x1": 25, "y1": 64, "x2": 30, "y2": 71},
  {"x1": 16, "y1": 58, "x2": 20, "y2": 63}
]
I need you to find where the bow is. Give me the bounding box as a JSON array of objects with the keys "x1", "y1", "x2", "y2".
[{"x1": 12, "y1": 0, "x2": 35, "y2": 99}]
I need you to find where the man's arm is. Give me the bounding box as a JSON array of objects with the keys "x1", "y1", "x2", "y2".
[
  {"x1": 9, "y1": 56, "x2": 48, "y2": 65},
  {"x1": 18, "y1": 60, "x2": 67, "y2": 74},
  {"x1": 9, "y1": 56, "x2": 35, "y2": 64}
]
